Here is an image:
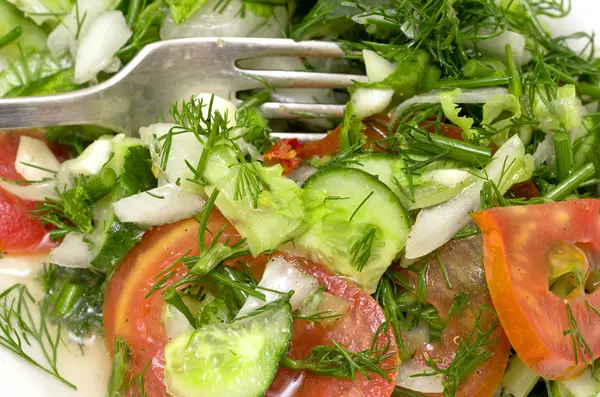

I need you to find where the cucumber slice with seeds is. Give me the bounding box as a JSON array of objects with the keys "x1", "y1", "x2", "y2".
[
  {"x1": 164, "y1": 304, "x2": 292, "y2": 397},
  {"x1": 295, "y1": 167, "x2": 409, "y2": 293}
]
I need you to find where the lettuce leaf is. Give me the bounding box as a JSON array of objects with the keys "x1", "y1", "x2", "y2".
[
  {"x1": 0, "y1": 51, "x2": 75, "y2": 97},
  {"x1": 166, "y1": 0, "x2": 207, "y2": 24}
]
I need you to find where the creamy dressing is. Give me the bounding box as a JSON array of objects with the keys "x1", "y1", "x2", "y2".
[{"x1": 0, "y1": 256, "x2": 111, "y2": 397}]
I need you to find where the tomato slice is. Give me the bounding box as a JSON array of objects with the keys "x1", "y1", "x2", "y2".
[
  {"x1": 103, "y1": 210, "x2": 240, "y2": 395},
  {"x1": 264, "y1": 254, "x2": 398, "y2": 397},
  {"x1": 398, "y1": 237, "x2": 509, "y2": 397},
  {"x1": 471, "y1": 199, "x2": 600, "y2": 380},
  {"x1": 0, "y1": 130, "x2": 60, "y2": 254},
  {"x1": 104, "y1": 216, "x2": 398, "y2": 396}
]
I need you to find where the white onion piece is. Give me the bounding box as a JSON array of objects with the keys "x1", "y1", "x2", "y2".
[
  {"x1": 48, "y1": 233, "x2": 93, "y2": 268},
  {"x1": 474, "y1": 30, "x2": 532, "y2": 66},
  {"x1": 560, "y1": 369, "x2": 597, "y2": 397},
  {"x1": 236, "y1": 257, "x2": 319, "y2": 318},
  {"x1": 426, "y1": 169, "x2": 472, "y2": 186},
  {"x1": 0, "y1": 179, "x2": 58, "y2": 201},
  {"x1": 352, "y1": 50, "x2": 397, "y2": 118},
  {"x1": 287, "y1": 165, "x2": 317, "y2": 186},
  {"x1": 112, "y1": 184, "x2": 205, "y2": 227},
  {"x1": 15, "y1": 136, "x2": 60, "y2": 182},
  {"x1": 160, "y1": 0, "x2": 288, "y2": 39},
  {"x1": 396, "y1": 361, "x2": 444, "y2": 393},
  {"x1": 405, "y1": 134, "x2": 526, "y2": 259},
  {"x1": 67, "y1": 138, "x2": 112, "y2": 176},
  {"x1": 390, "y1": 87, "x2": 509, "y2": 125},
  {"x1": 352, "y1": 88, "x2": 395, "y2": 118},
  {"x1": 74, "y1": 11, "x2": 132, "y2": 84},
  {"x1": 139, "y1": 123, "x2": 204, "y2": 186},
  {"x1": 194, "y1": 93, "x2": 238, "y2": 129},
  {"x1": 47, "y1": 0, "x2": 116, "y2": 57},
  {"x1": 533, "y1": 133, "x2": 555, "y2": 167},
  {"x1": 363, "y1": 49, "x2": 397, "y2": 82}
]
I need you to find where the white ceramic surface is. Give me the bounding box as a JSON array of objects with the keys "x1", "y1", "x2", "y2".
[{"x1": 0, "y1": 1, "x2": 598, "y2": 396}]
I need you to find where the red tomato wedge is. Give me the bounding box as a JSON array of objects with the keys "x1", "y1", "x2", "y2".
[
  {"x1": 397, "y1": 237, "x2": 509, "y2": 397},
  {"x1": 0, "y1": 130, "x2": 61, "y2": 254},
  {"x1": 471, "y1": 199, "x2": 600, "y2": 380},
  {"x1": 103, "y1": 211, "x2": 240, "y2": 395},
  {"x1": 263, "y1": 254, "x2": 398, "y2": 397},
  {"x1": 104, "y1": 214, "x2": 397, "y2": 397}
]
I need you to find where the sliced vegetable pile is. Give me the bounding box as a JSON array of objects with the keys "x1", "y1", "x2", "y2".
[{"x1": 1, "y1": 1, "x2": 600, "y2": 397}]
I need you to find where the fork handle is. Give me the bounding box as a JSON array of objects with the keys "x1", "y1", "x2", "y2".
[{"x1": 0, "y1": 89, "x2": 127, "y2": 133}]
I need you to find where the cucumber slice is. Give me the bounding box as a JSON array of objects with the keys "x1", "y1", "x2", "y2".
[
  {"x1": 164, "y1": 304, "x2": 292, "y2": 397},
  {"x1": 295, "y1": 167, "x2": 409, "y2": 293},
  {"x1": 89, "y1": 137, "x2": 156, "y2": 271},
  {"x1": 501, "y1": 355, "x2": 539, "y2": 397},
  {"x1": 347, "y1": 153, "x2": 474, "y2": 210}
]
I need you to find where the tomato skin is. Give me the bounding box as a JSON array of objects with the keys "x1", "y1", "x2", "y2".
[
  {"x1": 472, "y1": 199, "x2": 600, "y2": 380},
  {"x1": 398, "y1": 237, "x2": 509, "y2": 397},
  {"x1": 0, "y1": 130, "x2": 59, "y2": 254},
  {"x1": 265, "y1": 254, "x2": 398, "y2": 397},
  {"x1": 300, "y1": 117, "x2": 390, "y2": 160},
  {"x1": 104, "y1": 221, "x2": 398, "y2": 397},
  {"x1": 264, "y1": 138, "x2": 303, "y2": 174},
  {"x1": 103, "y1": 211, "x2": 240, "y2": 395}
]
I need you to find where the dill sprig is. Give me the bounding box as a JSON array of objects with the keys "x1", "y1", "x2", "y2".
[
  {"x1": 563, "y1": 303, "x2": 594, "y2": 367},
  {"x1": 33, "y1": 168, "x2": 117, "y2": 239},
  {"x1": 0, "y1": 284, "x2": 76, "y2": 389},
  {"x1": 282, "y1": 323, "x2": 394, "y2": 381},
  {"x1": 416, "y1": 308, "x2": 499, "y2": 397},
  {"x1": 350, "y1": 226, "x2": 378, "y2": 272},
  {"x1": 293, "y1": 310, "x2": 343, "y2": 325}
]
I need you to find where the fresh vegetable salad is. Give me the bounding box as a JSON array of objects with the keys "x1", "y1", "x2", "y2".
[{"x1": 1, "y1": 1, "x2": 600, "y2": 397}]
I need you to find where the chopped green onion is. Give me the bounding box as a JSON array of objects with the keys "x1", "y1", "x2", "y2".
[
  {"x1": 85, "y1": 167, "x2": 118, "y2": 201},
  {"x1": 163, "y1": 287, "x2": 197, "y2": 328},
  {"x1": 0, "y1": 26, "x2": 22, "y2": 50},
  {"x1": 505, "y1": 44, "x2": 522, "y2": 98},
  {"x1": 53, "y1": 283, "x2": 84, "y2": 317},
  {"x1": 237, "y1": 89, "x2": 271, "y2": 112},
  {"x1": 408, "y1": 130, "x2": 492, "y2": 166},
  {"x1": 544, "y1": 163, "x2": 595, "y2": 201},
  {"x1": 431, "y1": 76, "x2": 510, "y2": 90},
  {"x1": 553, "y1": 132, "x2": 573, "y2": 181},
  {"x1": 462, "y1": 58, "x2": 505, "y2": 79}
]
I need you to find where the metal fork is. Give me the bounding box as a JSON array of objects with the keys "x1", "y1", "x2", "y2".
[{"x1": 0, "y1": 38, "x2": 366, "y2": 139}]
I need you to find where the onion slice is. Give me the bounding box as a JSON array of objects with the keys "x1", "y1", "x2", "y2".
[
  {"x1": 74, "y1": 11, "x2": 132, "y2": 83},
  {"x1": 48, "y1": 232, "x2": 93, "y2": 268},
  {"x1": 112, "y1": 184, "x2": 205, "y2": 227},
  {"x1": 352, "y1": 50, "x2": 397, "y2": 118},
  {"x1": 405, "y1": 134, "x2": 529, "y2": 259},
  {"x1": 0, "y1": 179, "x2": 58, "y2": 201},
  {"x1": 15, "y1": 136, "x2": 60, "y2": 182},
  {"x1": 236, "y1": 257, "x2": 319, "y2": 318},
  {"x1": 396, "y1": 361, "x2": 444, "y2": 393},
  {"x1": 66, "y1": 138, "x2": 113, "y2": 176},
  {"x1": 390, "y1": 87, "x2": 509, "y2": 126}
]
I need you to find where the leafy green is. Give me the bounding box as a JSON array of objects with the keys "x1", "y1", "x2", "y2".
[
  {"x1": 5, "y1": 0, "x2": 73, "y2": 27},
  {"x1": 166, "y1": 0, "x2": 206, "y2": 24},
  {"x1": 0, "y1": 0, "x2": 47, "y2": 64},
  {"x1": 354, "y1": 50, "x2": 432, "y2": 99},
  {"x1": 440, "y1": 89, "x2": 475, "y2": 138},
  {"x1": 339, "y1": 102, "x2": 365, "y2": 150},
  {"x1": 46, "y1": 125, "x2": 114, "y2": 155},
  {"x1": 0, "y1": 51, "x2": 74, "y2": 97}
]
